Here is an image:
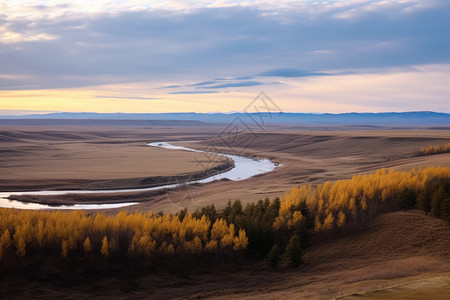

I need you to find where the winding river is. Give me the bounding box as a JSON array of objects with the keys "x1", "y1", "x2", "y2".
[{"x1": 0, "y1": 142, "x2": 278, "y2": 210}]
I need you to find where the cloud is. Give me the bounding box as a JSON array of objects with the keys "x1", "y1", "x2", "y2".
[
  {"x1": 3, "y1": 1, "x2": 440, "y2": 19},
  {"x1": 259, "y1": 68, "x2": 329, "y2": 78},
  {"x1": 187, "y1": 80, "x2": 218, "y2": 87},
  {"x1": 0, "y1": 1, "x2": 449, "y2": 91},
  {"x1": 0, "y1": 19, "x2": 58, "y2": 43},
  {"x1": 165, "y1": 77, "x2": 261, "y2": 91},
  {"x1": 168, "y1": 90, "x2": 220, "y2": 94},
  {"x1": 162, "y1": 84, "x2": 182, "y2": 88},
  {"x1": 234, "y1": 76, "x2": 254, "y2": 80},
  {"x1": 276, "y1": 64, "x2": 450, "y2": 113},
  {"x1": 0, "y1": 109, "x2": 59, "y2": 116},
  {"x1": 2, "y1": 64, "x2": 450, "y2": 113},
  {"x1": 201, "y1": 81, "x2": 264, "y2": 89}
]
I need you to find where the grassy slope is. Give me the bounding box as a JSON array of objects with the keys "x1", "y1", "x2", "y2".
[{"x1": 200, "y1": 211, "x2": 450, "y2": 299}]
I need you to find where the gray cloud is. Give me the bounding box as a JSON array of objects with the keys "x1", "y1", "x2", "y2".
[
  {"x1": 259, "y1": 68, "x2": 329, "y2": 78},
  {"x1": 165, "y1": 77, "x2": 261, "y2": 91},
  {"x1": 1, "y1": 2, "x2": 450, "y2": 90},
  {"x1": 162, "y1": 84, "x2": 183, "y2": 89},
  {"x1": 168, "y1": 91, "x2": 220, "y2": 94},
  {"x1": 187, "y1": 80, "x2": 218, "y2": 87},
  {"x1": 201, "y1": 81, "x2": 264, "y2": 89}
]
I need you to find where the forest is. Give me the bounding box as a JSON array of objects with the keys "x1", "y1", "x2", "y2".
[
  {"x1": 0, "y1": 210, "x2": 248, "y2": 274},
  {"x1": 1, "y1": 166, "x2": 450, "y2": 274},
  {"x1": 187, "y1": 166, "x2": 450, "y2": 266}
]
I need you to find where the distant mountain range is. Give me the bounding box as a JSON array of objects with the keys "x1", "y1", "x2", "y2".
[{"x1": 0, "y1": 111, "x2": 450, "y2": 126}]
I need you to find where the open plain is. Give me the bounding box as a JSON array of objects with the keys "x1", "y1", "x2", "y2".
[
  {"x1": 2, "y1": 124, "x2": 449, "y2": 213},
  {"x1": 1, "y1": 123, "x2": 450, "y2": 299}
]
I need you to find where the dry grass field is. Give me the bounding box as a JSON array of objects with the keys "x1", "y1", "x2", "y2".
[
  {"x1": 0, "y1": 126, "x2": 231, "y2": 191},
  {"x1": 1, "y1": 125, "x2": 450, "y2": 212},
  {"x1": 137, "y1": 129, "x2": 450, "y2": 213}
]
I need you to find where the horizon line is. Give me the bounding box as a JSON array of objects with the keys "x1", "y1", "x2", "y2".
[{"x1": 1, "y1": 110, "x2": 449, "y2": 117}]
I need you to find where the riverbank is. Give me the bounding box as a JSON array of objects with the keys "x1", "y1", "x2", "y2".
[
  {"x1": 0, "y1": 141, "x2": 278, "y2": 209},
  {"x1": 0, "y1": 158, "x2": 234, "y2": 192}
]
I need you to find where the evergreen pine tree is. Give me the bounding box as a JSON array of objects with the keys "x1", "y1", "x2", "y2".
[
  {"x1": 266, "y1": 244, "x2": 281, "y2": 269},
  {"x1": 283, "y1": 234, "x2": 302, "y2": 268}
]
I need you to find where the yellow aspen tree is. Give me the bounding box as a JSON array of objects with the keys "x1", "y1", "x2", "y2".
[
  {"x1": 233, "y1": 229, "x2": 249, "y2": 251},
  {"x1": 318, "y1": 199, "x2": 325, "y2": 215},
  {"x1": 196, "y1": 215, "x2": 210, "y2": 242},
  {"x1": 129, "y1": 235, "x2": 140, "y2": 255},
  {"x1": 320, "y1": 181, "x2": 332, "y2": 202},
  {"x1": 16, "y1": 236, "x2": 26, "y2": 257},
  {"x1": 138, "y1": 236, "x2": 156, "y2": 255},
  {"x1": 0, "y1": 229, "x2": 11, "y2": 260},
  {"x1": 337, "y1": 211, "x2": 346, "y2": 227},
  {"x1": 287, "y1": 211, "x2": 303, "y2": 229},
  {"x1": 443, "y1": 143, "x2": 450, "y2": 152},
  {"x1": 322, "y1": 213, "x2": 335, "y2": 231},
  {"x1": 193, "y1": 236, "x2": 203, "y2": 253},
  {"x1": 361, "y1": 197, "x2": 368, "y2": 211},
  {"x1": 205, "y1": 240, "x2": 218, "y2": 251},
  {"x1": 83, "y1": 237, "x2": 92, "y2": 252},
  {"x1": 314, "y1": 216, "x2": 322, "y2": 232},
  {"x1": 1, "y1": 230, "x2": 11, "y2": 248},
  {"x1": 273, "y1": 216, "x2": 285, "y2": 230},
  {"x1": 36, "y1": 219, "x2": 45, "y2": 246},
  {"x1": 220, "y1": 223, "x2": 235, "y2": 247},
  {"x1": 0, "y1": 241, "x2": 3, "y2": 261},
  {"x1": 211, "y1": 219, "x2": 228, "y2": 240},
  {"x1": 94, "y1": 214, "x2": 107, "y2": 233},
  {"x1": 166, "y1": 243, "x2": 175, "y2": 255},
  {"x1": 61, "y1": 240, "x2": 69, "y2": 258},
  {"x1": 101, "y1": 235, "x2": 109, "y2": 257}
]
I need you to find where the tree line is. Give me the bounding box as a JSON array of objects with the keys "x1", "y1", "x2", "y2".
[
  {"x1": 183, "y1": 166, "x2": 450, "y2": 268},
  {"x1": 0, "y1": 210, "x2": 247, "y2": 273},
  {"x1": 1, "y1": 166, "x2": 449, "y2": 273},
  {"x1": 420, "y1": 142, "x2": 450, "y2": 155}
]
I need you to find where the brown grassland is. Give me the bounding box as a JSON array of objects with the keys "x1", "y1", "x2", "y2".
[
  {"x1": 0, "y1": 126, "x2": 231, "y2": 192},
  {"x1": 1, "y1": 124, "x2": 450, "y2": 299},
  {"x1": 2, "y1": 126, "x2": 450, "y2": 212}
]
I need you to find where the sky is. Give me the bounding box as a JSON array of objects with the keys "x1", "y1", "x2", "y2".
[{"x1": 1, "y1": 0, "x2": 450, "y2": 114}]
